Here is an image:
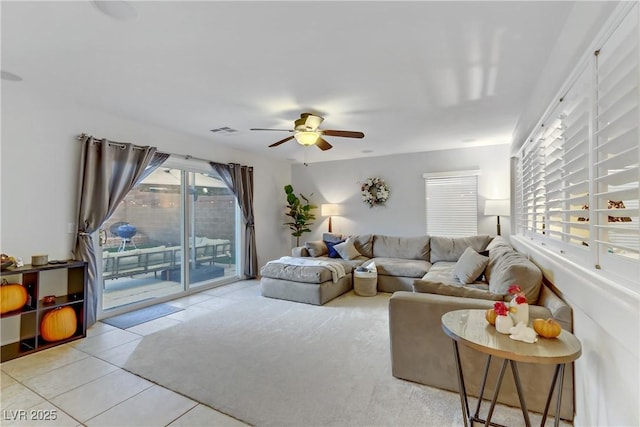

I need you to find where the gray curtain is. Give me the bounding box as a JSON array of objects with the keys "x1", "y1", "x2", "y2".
[
  {"x1": 210, "y1": 162, "x2": 258, "y2": 278},
  {"x1": 73, "y1": 136, "x2": 169, "y2": 326}
]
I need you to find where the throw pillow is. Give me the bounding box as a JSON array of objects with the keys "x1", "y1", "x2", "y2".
[
  {"x1": 413, "y1": 279, "x2": 503, "y2": 300},
  {"x1": 334, "y1": 237, "x2": 362, "y2": 260},
  {"x1": 325, "y1": 239, "x2": 345, "y2": 258},
  {"x1": 322, "y1": 232, "x2": 344, "y2": 243},
  {"x1": 453, "y1": 247, "x2": 490, "y2": 284},
  {"x1": 305, "y1": 240, "x2": 328, "y2": 258}
]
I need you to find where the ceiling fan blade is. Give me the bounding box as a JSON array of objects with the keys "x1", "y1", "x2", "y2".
[
  {"x1": 315, "y1": 137, "x2": 333, "y2": 151},
  {"x1": 321, "y1": 130, "x2": 365, "y2": 138},
  {"x1": 251, "y1": 128, "x2": 294, "y2": 132},
  {"x1": 268, "y1": 135, "x2": 295, "y2": 148}
]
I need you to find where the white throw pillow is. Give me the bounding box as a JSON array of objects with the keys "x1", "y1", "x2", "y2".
[
  {"x1": 453, "y1": 247, "x2": 489, "y2": 284},
  {"x1": 334, "y1": 237, "x2": 362, "y2": 260}
]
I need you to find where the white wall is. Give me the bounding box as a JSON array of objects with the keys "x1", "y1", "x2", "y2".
[
  {"x1": 512, "y1": 238, "x2": 639, "y2": 426},
  {"x1": 0, "y1": 86, "x2": 291, "y2": 274},
  {"x1": 291, "y1": 144, "x2": 510, "y2": 243}
]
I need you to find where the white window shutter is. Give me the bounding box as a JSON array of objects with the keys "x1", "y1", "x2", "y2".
[{"x1": 594, "y1": 7, "x2": 640, "y2": 267}]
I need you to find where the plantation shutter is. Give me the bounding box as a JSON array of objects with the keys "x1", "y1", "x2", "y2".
[
  {"x1": 515, "y1": 3, "x2": 639, "y2": 288},
  {"x1": 519, "y1": 136, "x2": 545, "y2": 236},
  {"x1": 593, "y1": 7, "x2": 640, "y2": 268},
  {"x1": 544, "y1": 68, "x2": 591, "y2": 247},
  {"x1": 424, "y1": 172, "x2": 478, "y2": 237}
]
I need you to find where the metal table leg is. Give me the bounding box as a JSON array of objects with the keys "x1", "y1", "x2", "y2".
[
  {"x1": 451, "y1": 340, "x2": 470, "y2": 427},
  {"x1": 484, "y1": 358, "x2": 509, "y2": 427},
  {"x1": 540, "y1": 363, "x2": 566, "y2": 427},
  {"x1": 510, "y1": 360, "x2": 532, "y2": 427},
  {"x1": 473, "y1": 354, "x2": 493, "y2": 420}
]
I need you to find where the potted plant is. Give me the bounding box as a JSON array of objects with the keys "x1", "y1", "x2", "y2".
[{"x1": 284, "y1": 184, "x2": 317, "y2": 247}]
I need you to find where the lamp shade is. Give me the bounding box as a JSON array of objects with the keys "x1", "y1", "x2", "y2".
[
  {"x1": 294, "y1": 131, "x2": 319, "y2": 146},
  {"x1": 484, "y1": 199, "x2": 510, "y2": 216},
  {"x1": 321, "y1": 204, "x2": 340, "y2": 217}
]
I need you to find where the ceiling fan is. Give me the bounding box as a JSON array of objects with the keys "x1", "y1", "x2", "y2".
[{"x1": 250, "y1": 113, "x2": 364, "y2": 151}]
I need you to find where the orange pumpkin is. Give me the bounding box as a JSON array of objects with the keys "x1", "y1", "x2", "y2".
[
  {"x1": 485, "y1": 308, "x2": 498, "y2": 325},
  {"x1": 41, "y1": 307, "x2": 77, "y2": 342},
  {"x1": 0, "y1": 284, "x2": 28, "y2": 314},
  {"x1": 533, "y1": 318, "x2": 562, "y2": 338}
]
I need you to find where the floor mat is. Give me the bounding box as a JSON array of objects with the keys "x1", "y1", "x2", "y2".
[{"x1": 102, "y1": 303, "x2": 184, "y2": 329}]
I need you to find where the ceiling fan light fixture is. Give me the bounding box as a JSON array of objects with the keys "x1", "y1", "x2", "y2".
[
  {"x1": 294, "y1": 131, "x2": 320, "y2": 146},
  {"x1": 304, "y1": 114, "x2": 323, "y2": 130}
]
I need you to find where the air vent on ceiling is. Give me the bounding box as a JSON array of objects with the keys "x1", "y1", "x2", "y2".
[{"x1": 210, "y1": 127, "x2": 238, "y2": 135}]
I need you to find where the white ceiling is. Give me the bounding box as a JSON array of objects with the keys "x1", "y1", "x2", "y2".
[{"x1": 0, "y1": 1, "x2": 602, "y2": 164}]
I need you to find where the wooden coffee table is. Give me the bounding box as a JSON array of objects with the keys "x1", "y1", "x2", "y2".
[{"x1": 441, "y1": 309, "x2": 581, "y2": 427}]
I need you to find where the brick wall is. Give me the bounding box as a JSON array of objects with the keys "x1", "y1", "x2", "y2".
[{"x1": 105, "y1": 188, "x2": 236, "y2": 249}]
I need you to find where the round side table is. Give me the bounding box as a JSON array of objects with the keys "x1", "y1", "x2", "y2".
[
  {"x1": 354, "y1": 262, "x2": 377, "y2": 296},
  {"x1": 441, "y1": 309, "x2": 582, "y2": 427}
]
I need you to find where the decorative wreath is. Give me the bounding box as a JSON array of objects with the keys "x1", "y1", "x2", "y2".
[{"x1": 361, "y1": 177, "x2": 390, "y2": 207}]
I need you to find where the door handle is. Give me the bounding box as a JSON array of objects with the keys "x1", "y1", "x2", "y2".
[{"x1": 98, "y1": 229, "x2": 107, "y2": 247}]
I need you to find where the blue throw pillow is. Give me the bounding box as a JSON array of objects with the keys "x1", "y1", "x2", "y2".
[{"x1": 325, "y1": 239, "x2": 345, "y2": 258}]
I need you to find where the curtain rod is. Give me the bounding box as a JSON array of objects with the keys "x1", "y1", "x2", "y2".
[
  {"x1": 76, "y1": 133, "x2": 154, "y2": 151},
  {"x1": 77, "y1": 133, "x2": 246, "y2": 167}
]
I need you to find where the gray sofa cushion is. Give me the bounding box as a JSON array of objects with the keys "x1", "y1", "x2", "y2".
[
  {"x1": 260, "y1": 263, "x2": 334, "y2": 284},
  {"x1": 453, "y1": 247, "x2": 489, "y2": 284},
  {"x1": 372, "y1": 257, "x2": 431, "y2": 278},
  {"x1": 351, "y1": 234, "x2": 374, "y2": 258},
  {"x1": 486, "y1": 235, "x2": 512, "y2": 251},
  {"x1": 305, "y1": 240, "x2": 328, "y2": 257},
  {"x1": 430, "y1": 235, "x2": 492, "y2": 262},
  {"x1": 413, "y1": 280, "x2": 503, "y2": 300},
  {"x1": 322, "y1": 232, "x2": 344, "y2": 243},
  {"x1": 485, "y1": 246, "x2": 542, "y2": 303},
  {"x1": 372, "y1": 235, "x2": 430, "y2": 260}
]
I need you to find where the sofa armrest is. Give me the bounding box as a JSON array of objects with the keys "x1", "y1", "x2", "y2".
[
  {"x1": 537, "y1": 284, "x2": 573, "y2": 332},
  {"x1": 292, "y1": 246, "x2": 310, "y2": 257}
]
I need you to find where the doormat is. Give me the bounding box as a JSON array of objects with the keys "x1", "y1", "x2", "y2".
[{"x1": 102, "y1": 303, "x2": 184, "y2": 330}]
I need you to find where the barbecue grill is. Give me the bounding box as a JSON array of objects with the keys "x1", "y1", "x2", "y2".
[{"x1": 115, "y1": 223, "x2": 137, "y2": 251}]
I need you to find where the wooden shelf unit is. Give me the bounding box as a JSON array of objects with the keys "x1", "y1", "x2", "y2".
[{"x1": 1, "y1": 261, "x2": 87, "y2": 362}]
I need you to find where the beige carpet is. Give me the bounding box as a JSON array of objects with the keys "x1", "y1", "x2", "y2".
[{"x1": 121, "y1": 284, "x2": 566, "y2": 426}]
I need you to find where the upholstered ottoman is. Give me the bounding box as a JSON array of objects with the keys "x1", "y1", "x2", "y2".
[{"x1": 260, "y1": 257, "x2": 353, "y2": 305}]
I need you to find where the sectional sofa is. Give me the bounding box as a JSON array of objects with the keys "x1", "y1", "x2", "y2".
[{"x1": 259, "y1": 233, "x2": 574, "y2": 420}]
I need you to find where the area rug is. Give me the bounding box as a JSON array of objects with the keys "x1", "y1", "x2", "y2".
[
  {"x1": 102, "y1": 303, "x2": 183, "y2": 329},
  {"x1": 121, "y1": 288, "x2": 554, "y2": 426}
]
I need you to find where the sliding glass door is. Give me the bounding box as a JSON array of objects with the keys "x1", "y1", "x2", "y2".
[{"x1": 99, "y1": 158, "x2": 238, "y2": 314}]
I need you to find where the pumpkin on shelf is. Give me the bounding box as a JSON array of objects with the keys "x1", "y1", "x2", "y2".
[
  {"x1": 0, "y1": 282, "x2": 28, "y2": 314},
  {"x1": 533, "y1": 318, "x2": 562, "y2": 338},
  {"x1": 485, "y1": 308, "x2": 498, "y2": 325},
  {"x1": 41, "y1": 306, "x2": 77, "y2": 342}
]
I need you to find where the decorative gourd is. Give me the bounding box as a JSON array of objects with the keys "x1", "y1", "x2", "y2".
[
  {"x1": 533, "y1": 318, "x2": 562, "y2": 338},
  {"x1": 41, "y1": 307, "x2": 77, "y2": 342},
  {"x1": 485, "y1": 308, "x2": 497, "y2": 325},
  {"x1": 0, "y1": 283, "x2": 28, "y2": 314}
]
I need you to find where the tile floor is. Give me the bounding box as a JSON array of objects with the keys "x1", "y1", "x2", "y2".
[{"x1": 1, "y1": 281, "x2": 257, "y2": 427}]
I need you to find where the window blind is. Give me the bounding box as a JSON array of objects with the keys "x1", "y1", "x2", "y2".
[
  {"x1": 594, "y1": 7, "x2": 640, "y2": 266},
  {"x1": 425, "y1": 173, "x2": 478, "y2": 237}
]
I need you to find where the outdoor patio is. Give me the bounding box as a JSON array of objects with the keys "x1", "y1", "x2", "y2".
[{"x1": 102, "y1": 263, "x2": 238, "y2": 310}]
